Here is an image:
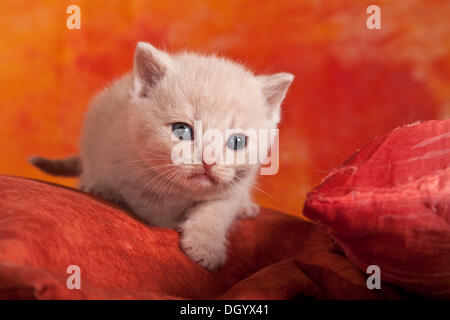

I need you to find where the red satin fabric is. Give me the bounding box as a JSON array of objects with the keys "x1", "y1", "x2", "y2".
[
  {"x1": 304, "y1": 119, "x2": 450, "y2": 298},
  {"x1": 0, "y1": 175, "x2": 402, "y2": 299}
]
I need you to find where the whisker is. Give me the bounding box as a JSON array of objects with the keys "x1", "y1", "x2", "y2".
[
  {"x1": 255, "y1": 176, "x2": 280, "y2": 189},
  {"x1": 164, "y1": 170, "x2": 186, "y2": 200},
  {"x1": 233, "y1": 175, "x2": 281, "y2": 204},
  {"x1": 123, "y1": 163, "x2": 176, "y2": 181},
  {"x1": 155, "y1": 169, "x2": 181, "y2": 201},
  {"x1": 132, "y1": 167, "x2": 177, "y2": 202},
  {"x1": 120, "y1": 158, "x2": 172, "y2": 165}
]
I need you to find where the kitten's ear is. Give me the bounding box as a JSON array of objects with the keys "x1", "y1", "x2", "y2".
[
  {"x1": 258, "y1": 72, "x2": 294, "y2": 122},
  {"x1": 133, "y1": 42, "x2": 173, "y2": 97}
]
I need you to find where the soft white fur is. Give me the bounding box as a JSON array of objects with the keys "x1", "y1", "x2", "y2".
[{"x1": 79, "y1": 42, "x2": 293, "y2": 270}]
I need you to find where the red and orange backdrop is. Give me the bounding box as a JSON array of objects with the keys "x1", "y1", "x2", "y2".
[{"x1": 1, "y1": 0, "x2": 449, "y2": 217}]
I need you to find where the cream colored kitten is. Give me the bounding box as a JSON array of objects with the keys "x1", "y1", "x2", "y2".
[{"x1": 31, "y1": 42, "x2": 293, "y2": 270}]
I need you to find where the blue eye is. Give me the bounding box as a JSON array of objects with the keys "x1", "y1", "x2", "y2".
[
  {"x1": 172, "y1": 122, "x2": 193, "y2": 141},
  {"x1": 227, "y1": 134, "x2": 247, "y2": 150}
]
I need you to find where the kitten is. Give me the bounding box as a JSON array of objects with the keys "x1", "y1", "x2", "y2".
[{"x1": 30, "y1": 42, "x2": 293, "y2": 270}]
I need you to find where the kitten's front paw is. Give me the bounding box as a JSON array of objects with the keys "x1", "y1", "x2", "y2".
[
  {"x1": 180, "y1": 232, "x2": 227, "y2": 271},
  {"x1": 238, "y1": 201, "x2": 260, "y2": 219}
]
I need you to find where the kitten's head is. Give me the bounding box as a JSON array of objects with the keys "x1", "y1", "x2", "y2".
[{"x1": 127, "y1": 42, "x2": 293, "y2": 196}]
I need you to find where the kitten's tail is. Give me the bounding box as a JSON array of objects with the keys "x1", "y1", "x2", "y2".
[{"x1": 29, "y1": 156, "x2": 82, "y2": 177}]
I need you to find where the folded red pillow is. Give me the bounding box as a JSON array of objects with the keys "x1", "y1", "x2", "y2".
[
  {"x1": 304, "y1": 119, "x2": 450, "y2": 298},
  {"x1": 0, "y1": 175, "x2": 399, "y2": 299}
]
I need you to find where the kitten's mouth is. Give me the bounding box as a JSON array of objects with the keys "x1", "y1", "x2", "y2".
[{"x1": 189, "y1": 173, "x2": 216, "y2": 185}]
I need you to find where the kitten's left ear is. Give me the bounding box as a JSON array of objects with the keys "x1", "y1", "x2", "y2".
[
  {"x1": 133, "y1": 42, "x2": 173, "y2": 98},
  {"x1": 258, "y1": 72, "x2": 294, "y2": 122}
]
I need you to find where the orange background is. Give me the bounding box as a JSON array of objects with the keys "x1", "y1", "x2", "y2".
[{"x1": 1, "y1": 0, "x2": 450, "y2": 217}]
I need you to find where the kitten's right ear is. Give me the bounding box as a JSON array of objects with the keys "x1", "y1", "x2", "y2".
[{"x1": 133, "y1": 42, "x2": 173, "y2": 98}]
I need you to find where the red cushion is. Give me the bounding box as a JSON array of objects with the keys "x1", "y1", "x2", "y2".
[
  {"x1": 304, "y1": 119, "x2": 450, "y2": 298},
  {"x1": 0, "y1": 175, "x2": 403, "y2": 299}
]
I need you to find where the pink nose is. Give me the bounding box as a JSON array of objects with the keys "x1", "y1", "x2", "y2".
[{"x1": 202, "y1": 160, "x2": 215, "y2": 171}]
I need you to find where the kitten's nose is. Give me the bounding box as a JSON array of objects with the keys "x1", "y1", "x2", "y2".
[{"x1": 202, "y1": 159, "x2": 216, "y2": 171}]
